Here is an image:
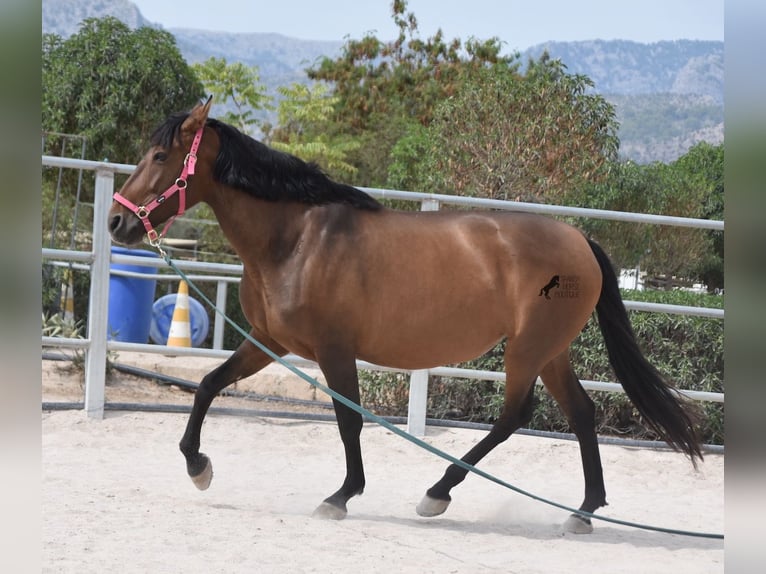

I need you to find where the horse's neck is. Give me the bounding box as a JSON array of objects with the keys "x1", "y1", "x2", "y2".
[{"x1": 207, "y1": 190, "x2": 305, "y2": 270}]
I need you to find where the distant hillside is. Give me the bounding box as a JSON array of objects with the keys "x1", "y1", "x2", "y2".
[
  {"x1": 43, "y1": 0, "x2": 153, "y2": 37},
  {"x1": 42, "y1": 0, "x2": 723, "y2": 163},
  {"x1": 523, "y1": 40, "x2": 723, "y2": 102},
  {"x1": 522, "y1": 40, "x2": 724, "y2": 162},
  {"x1": 606, "y1": 93, "x2": 723, "y2": 164},
  {"x1": 170, "y1": 29, "x2": 342, "y2": 92}
]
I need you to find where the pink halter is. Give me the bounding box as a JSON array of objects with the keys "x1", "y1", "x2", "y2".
[{"x1": 113, "y1": 126, "x2": 204, "y2": 246}]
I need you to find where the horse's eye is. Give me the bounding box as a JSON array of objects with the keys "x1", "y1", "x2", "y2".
[{"x1": 153, "y1": 151, "x2": 168, "y2": 162}]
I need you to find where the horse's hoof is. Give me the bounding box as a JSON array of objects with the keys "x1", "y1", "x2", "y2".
[
  {"x1": 416, "y1": 494, "x2": 451, "y2": 517},
  {"x1": 189, "y1": 456, "x2": 213, "y2": 491},
  {"x1": 312, "y1": 501, "x2": 347, "y2": 520},
  {"x1": 563, "y1": 514, "x2": 593, "y2": 534}
]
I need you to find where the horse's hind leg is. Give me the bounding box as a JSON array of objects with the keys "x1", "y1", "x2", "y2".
[
  {"x1": 540, "y1": 350, "x2": 607, "y2": 534},
  {"x1": 417, "y1": 351, "x2": 538, "y2": 518},
  {"x1": 178, "y1": 333, "x2": 286, "y2": 490}
]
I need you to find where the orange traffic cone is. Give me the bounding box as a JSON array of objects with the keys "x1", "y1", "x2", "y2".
[{"x1": 166, "y1": 280, "x2": 192, "y2": 347}]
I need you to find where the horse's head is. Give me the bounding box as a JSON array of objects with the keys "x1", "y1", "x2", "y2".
[{"x1": 109, "y1": 97, "x2": 214, "y2": 247}]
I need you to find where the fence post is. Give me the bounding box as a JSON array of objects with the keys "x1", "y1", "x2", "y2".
[
  {"x1": 84, "y1": 168, "x2": 113, "y2": 419},
  {"x1": 405, "y1": 197, "x2": 441, "y2": 436},
  {"x1": 407, "y1": 369, "x2": 430, "y2": 436},
  {"x1": 213, "y1": 280, "x2": 228, "y2": 350},
  {"x1": 420, "y1": 198, "x2": 441, "y2": 212}
]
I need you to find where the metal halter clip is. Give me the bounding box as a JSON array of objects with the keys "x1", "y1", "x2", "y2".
[
  {"x1": 136, "y1": 206, "x2": 150, "y2": 219},
  {"x1": 148, "y1": 230, "x2": 167, "y2": 258}
]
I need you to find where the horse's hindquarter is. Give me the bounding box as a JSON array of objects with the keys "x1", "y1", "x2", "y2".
[{"x1": 314, "y1": 209, "x2": 602, "y2": 370}]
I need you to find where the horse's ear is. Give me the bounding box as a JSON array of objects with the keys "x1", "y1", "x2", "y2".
[{"x1": 181, "y1": 95, "x2": 213, "y2": 134}]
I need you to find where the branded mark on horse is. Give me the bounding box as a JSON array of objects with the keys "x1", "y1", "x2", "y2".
[{"x1": 109, "y1": 99, "x2": 701, "y2": 534}]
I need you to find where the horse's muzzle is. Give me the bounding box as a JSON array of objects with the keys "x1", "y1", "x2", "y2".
[{"x1": 108, "y1": 210, "x2": 145, "y2": 247}]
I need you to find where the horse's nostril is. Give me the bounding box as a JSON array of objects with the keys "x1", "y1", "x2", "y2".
[{"x1": 109, "y1": 213, "x2": 122, "y2": 234}]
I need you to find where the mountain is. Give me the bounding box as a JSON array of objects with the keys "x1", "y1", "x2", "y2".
[
  {"x1": 170, "y1": 29, "x2": 342, "y2": 91},
  {"x1": 42, "y1": 0, "x2": 723, "y2": 163},
  {"x1": 43, "y1": 0, "x2": 153, "y2": 37},
  {"x1": 522, "y1": 40, "x2": 724, "y2": 163},
  {"x1": 43, "y1": 0, "x2": 342, "y2": 86},
  {"x1": 523, "y1": 40, "x2": 723, "y2": 102}
]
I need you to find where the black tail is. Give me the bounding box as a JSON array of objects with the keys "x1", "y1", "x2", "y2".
[{"x1": 587, "y1": 239, "x2": 703, "y2": 464}]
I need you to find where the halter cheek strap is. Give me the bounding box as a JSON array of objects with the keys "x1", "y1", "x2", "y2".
[{"x1": 113, "y1": 126, "x2": 204, "y2": 247}]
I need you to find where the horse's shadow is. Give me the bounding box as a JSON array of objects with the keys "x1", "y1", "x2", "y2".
[{"x1": 348, "y1": 511, "x2": 723, "y2": 551}]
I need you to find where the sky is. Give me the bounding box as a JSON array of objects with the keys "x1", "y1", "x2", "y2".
[{"x1": 131, "y1": 0, "x2": 723, "y2": 52}]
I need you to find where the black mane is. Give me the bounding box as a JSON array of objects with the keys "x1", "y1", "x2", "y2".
[{"x1": 151, "y1": 112, "x2": 382, "y2": 211}]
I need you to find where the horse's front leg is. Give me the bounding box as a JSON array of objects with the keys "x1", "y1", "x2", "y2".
[
  {"x1": 312, "y1": 352, "x2": 365, "y2": 520},
  {"x1": 179, "y1": 333, "x2": 286, "y2": 490}
]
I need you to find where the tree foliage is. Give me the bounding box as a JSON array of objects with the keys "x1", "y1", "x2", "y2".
[
  {"x1": 191, "y1": 56, "x2": 272, "y2": 135},
  {"x1": 391, "y1": 57, "x2": 620, "y2": 202},
  {"x1": 265, "y1": 83, "x2": 360, "y2": 177},
  {"x1": 579, "y1": 143, "x2": 724, "y2": 289},
  {"x1": 670, "y1": 142, "x2": 724, "y2": 289},
  {"x1": 307, "y1": 0, "x2": 518, "y2": 186},
  {"x1": 42, "y1": 17, "x2": 203, "y2": 163}
]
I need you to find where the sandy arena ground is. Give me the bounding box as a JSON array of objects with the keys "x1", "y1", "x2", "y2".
[{"x1": 42, "y1": 354, "x2": 724, "y2": 573}]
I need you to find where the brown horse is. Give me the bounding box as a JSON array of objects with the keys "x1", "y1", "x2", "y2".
[{"x1": 109, "y1": 99, "x2": 701, "y2": 533}]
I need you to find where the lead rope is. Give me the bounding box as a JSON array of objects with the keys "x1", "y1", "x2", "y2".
[{"x1": 160, "y1": 252, "x2": 723, "y2": 540}]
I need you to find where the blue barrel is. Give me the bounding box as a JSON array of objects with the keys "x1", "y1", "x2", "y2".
[{"x1": 108, "y1": 246, "x2": 158, "y2": 342}]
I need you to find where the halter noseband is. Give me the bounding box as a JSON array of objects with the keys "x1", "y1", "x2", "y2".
[{"x1": 113, "y1": 126, "x2": 204, "y2": 247}]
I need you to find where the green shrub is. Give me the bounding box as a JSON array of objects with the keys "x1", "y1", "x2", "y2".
[{"x1": 357, "y1": 370, "x2": 411, "y2": 416}]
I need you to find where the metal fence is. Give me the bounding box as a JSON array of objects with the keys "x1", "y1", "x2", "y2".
[{"x1": 41, "y1": 155, "x2": 724, "y2": 435}]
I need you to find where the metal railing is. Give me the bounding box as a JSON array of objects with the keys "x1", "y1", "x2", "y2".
[{"x1": 41, "y1": 156, "x2": 724, "y2": 434}]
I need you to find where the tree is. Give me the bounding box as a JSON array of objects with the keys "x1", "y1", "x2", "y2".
[
  {"x1": 191, "y1": 56, "x2": 272, "y2": 135},
  {"x1": 578, "y1": 161, "x2": 657, "y2": 270},
  {"x1": 42, "y1": 17, "x2": 204, "y2": 163},
  {"x1": 638, "y1": 163, "x2": 712, "y2": 286},
  {"x1": 265, "y1": 83, "x2": 360, "y2": 177},
  {"x1": 391, "y1": 58, "x2": 619, "y2": 203},
  {"x1": 307, "y1": 0, "x2": 518, "y2": 186},
  {"x1": 580, "y1": 153, "x2": 721, "y2": 288},
  {"x1": 671, "y1": 142, "x2": 724, "y2": 290}
]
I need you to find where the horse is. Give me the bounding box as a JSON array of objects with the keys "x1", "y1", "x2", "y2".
[{"x1": 109, "y1": 98, "x2": 702, "y2": 534}]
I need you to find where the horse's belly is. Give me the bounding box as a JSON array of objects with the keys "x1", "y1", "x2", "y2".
[{"x1": 357, "y1": 311, "x2": 505, "y2": 370}]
